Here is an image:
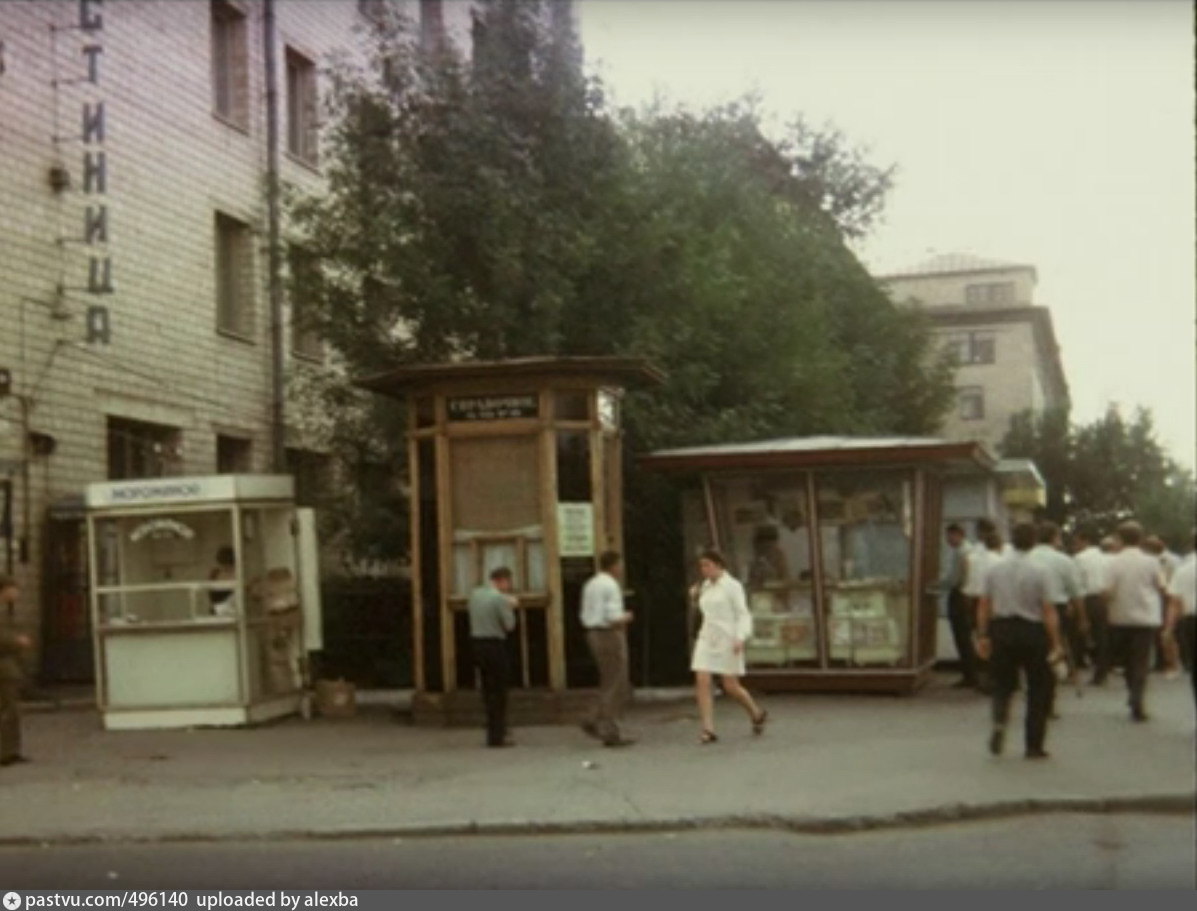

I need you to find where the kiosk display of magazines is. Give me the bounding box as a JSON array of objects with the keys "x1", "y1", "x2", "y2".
[
  {"x1": 641, "y1": 437, "x2": 998, "y2": 694},
  {"x1": 85, "y1": 475, "x2": 322, "y2": 730}
]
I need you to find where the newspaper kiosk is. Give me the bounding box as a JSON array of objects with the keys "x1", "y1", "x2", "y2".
[
  {"x1": 85, "y1": 475, "x2": 322, "y2": 730},
  {"x1": 641, "y1": 436, "x2": 997, "y2": 694}
]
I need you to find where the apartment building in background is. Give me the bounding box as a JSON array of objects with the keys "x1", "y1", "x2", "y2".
[
  {"x1": 0, "y1": 0, "x2": 471, "y2": 682},
  {"x1": 879, "y1": 253, "x2": 1071, "y2": 453}
]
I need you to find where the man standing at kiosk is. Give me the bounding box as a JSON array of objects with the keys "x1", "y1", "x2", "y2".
[
  {"x1": 580, "y1": 551, "x2": 636, "y2": 747},
  {"x1": 468, "y1": 567, "x2": 518, "y2": 748}
]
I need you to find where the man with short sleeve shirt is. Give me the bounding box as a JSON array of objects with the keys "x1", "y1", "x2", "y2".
[
  {"x1": 941, "y1": 524, "x2": 977, "y2": 689},
  {"x1": 468, "y1": 567, "x2": 518, "y2": 748},
  {"x1": 580, "y1": 551, "x2": 635, "y2": 747},
  {"x1": 1073, "y1": 525, "x2": 1111, "y2": 685},
  {"x1": 976, "y1": 522, "x2": 1063, "y2": 759},
  {"x1": 1164, "y1": 535, "x2": 1196, "y2": 705},
  {"x1": 1031, "y1": 523, "x2": 1085, "y2": 713},
  {"x1": 1105, "y1": 521, "x2": 1166, "y2": 722}
]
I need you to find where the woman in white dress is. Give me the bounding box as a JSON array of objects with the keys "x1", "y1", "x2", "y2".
[{"x1": 689, "y1": 549, "x2": 767, "y2": 744}]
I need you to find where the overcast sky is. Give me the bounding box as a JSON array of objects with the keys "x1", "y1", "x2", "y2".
[{"x1": 578, "y1": 0, "x2": 1196, "y2": 467}]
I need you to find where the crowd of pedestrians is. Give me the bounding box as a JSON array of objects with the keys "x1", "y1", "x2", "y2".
[{"x1": 942, "y1": 518, "x2": 1195, "y2": 759}]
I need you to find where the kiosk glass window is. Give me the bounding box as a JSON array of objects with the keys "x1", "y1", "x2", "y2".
[
  {"x1": 815, "y1": 471, "x2": 913, "y2": 668},
  {"x1": 92, "y1": 509, "x2": 239, "y2": 625},
  {"x1": 708, "y1": 475, "x2": 819, "y2": 668}
]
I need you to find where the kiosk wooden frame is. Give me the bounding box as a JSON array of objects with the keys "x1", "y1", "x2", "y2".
[
  {"x1": 640, "y1": 436, "x2": 996, "y2": 694},
  {"x1": 357, "y1": 357, "x2": 663, "y2": 722}
]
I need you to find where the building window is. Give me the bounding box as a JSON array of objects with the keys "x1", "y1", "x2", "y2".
[
  {"x1": 211, "y1": 0, "x2": 249, "y2": 128},
  {"x1": 943, "y1": 331, "x2": 996, "y2": 365},
  {"x1": 288, "y1": 246, "x2": 324, "y2": 361},
  {"x1": 964, "y1": 282, "x2": 1014, "y2": 306},
  {"x1": 958, "y1": 386, "x2": 985, "y2": 421},
  {"x1": 216, "y1": 434, "x2": 252, "y2": 473},
  {"x1": 107, "y1": 417, "x2": 182, "y2": 481},
  {"x1": 286, "y1": 48, "x2": 318, "y2": 165},
  {"x1": 285, "y1": 448, "x2": 332, "y2": 507},
  {"x1": 420, "y1": 0, "x2": 446, "y2": 51},
  {"x1": 215, "y1": 212, "x2": 254, "y2": 338}
]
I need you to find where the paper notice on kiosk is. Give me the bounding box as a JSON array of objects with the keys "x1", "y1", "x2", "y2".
[{"x1": 557, "y1": 502, "x2": 595, "y2": 558}]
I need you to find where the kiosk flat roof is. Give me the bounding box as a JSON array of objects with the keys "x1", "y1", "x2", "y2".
[
  {"x1": 355, "y1": 356, "x2": 666, "y2": 396},
  {"x1": 640, "y1": 436, "x2": 996, "y2": 473}
]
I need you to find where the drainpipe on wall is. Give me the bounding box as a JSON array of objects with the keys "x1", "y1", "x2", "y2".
[{"x1": 263, "y1": 0, "x2": 286, "y2": 472}]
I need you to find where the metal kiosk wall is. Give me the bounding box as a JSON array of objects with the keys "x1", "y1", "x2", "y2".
[
  {"x1": 355, "y1": 357, "x2": 663, "y2": 725},
  {"x1": 640, "y1": 437, "x2": 998, "y2": 694},
  {"x1": 85, "y1": 475, "x2": 323, "y2": 730}
]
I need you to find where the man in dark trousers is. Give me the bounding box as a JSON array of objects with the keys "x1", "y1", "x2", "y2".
[
  {"x1": 975, "y1": 523, "x2": 1063, "y2": 759},
  {"x1": 1104, "y1": 521, "x2": 1165, "y2": 722},
  {"x1": 1, "y1": 575, "x2": 31, "y2": 767},
  {"x1": 1072, "y1": 524, "x2": 1110, "y2": 685},
  {"x1": 942, "y1": 523, "x2": 976, "y2": 689},
  {"x1": 468, "y1": 567, "x2": 517, "y2": 748}
]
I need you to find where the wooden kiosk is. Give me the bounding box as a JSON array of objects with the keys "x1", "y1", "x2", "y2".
[
  {"x1": 640, "y1": 436, "x2": 996, "y2": 694},
  {"x1": 357, "y1": 357, "x2": 663, "y2": 724}
]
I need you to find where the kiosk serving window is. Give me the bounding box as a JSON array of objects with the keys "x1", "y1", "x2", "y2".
[{"x1": 94, "y1": 509, "x2": 239, "y2": 626}]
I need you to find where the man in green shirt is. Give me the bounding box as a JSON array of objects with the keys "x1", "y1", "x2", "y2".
[{"x1": 468, "y1": 567, "x2": 518, "y2": 748}]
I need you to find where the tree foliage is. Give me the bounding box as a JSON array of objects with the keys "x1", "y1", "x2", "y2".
[
  {"x1": 287, "y1": 0, "x2": 954, "y2": 592},
  {"x1": 1001, "y1": 406, "x2": 1195, "y2": 548}
]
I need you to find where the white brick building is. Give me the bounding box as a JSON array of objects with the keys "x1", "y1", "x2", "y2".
[
  {"x1": 0, "y1": 0, "x2": 474, "y2": 682},
  {"x1": 879, "y1": 253, "x2": 1071, "y2": 453}
]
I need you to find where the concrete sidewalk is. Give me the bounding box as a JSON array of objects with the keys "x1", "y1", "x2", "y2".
[{"x1": 2, "y1": 673, "x2": 1193, "y2": 845}]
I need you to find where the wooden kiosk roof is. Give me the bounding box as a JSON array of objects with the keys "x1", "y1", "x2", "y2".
[
  {"x1": 356, "y1": 356, "x2": 666, "y2": 397},
  {"x1": 640, "y1": 435, "x2": 997, "y2": 474}
]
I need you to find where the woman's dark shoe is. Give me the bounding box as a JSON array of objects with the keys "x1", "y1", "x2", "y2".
[
  {"x1": 699, "y1": 730, "x2": 718, "y2": 745},
  {"x1": 751, "y1": 709, "x2": 768, "y2": 736}
]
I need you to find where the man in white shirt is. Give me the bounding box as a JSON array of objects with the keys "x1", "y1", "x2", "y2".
[
  {"x1": 1073, "y1": 525, "x2": 1110, "y2": 685},
  {"x1": 1105, "y1": 521, "x2": 1166, "y2": 722},
  {"x1": 1164, "y1": 534, "x2": 1196, "y2": 706},
  {"x1": 976, "y1": 522, "x2": 1063, "y2": 759},
  {"x1": 579, "y1": 551, "x2": 635, "y2": 747},
  {"x1": 963, "y1": 525, "x2": 1005, "y2": 693},
  {"x1": 1145, "y1": 535, "x2": 1183, "y2": 677},
  {"x1": 1031, "y1": 523, "x2": 1084, "y2": 714}
]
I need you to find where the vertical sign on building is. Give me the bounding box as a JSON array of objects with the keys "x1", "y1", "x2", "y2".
[{"x1": 80, "y1": 0, "x2": 112, "y2": 344}]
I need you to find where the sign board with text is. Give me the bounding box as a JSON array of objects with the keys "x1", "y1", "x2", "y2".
[
  {"x1": 447, "y1": 394, "x2": 538, "y2": 422},
  {"x1": 557, "y1": 502, "x2": 595, "y2": 558}
]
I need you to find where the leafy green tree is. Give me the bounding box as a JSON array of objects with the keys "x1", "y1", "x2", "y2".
[
  {"x1": 1001, "y1": 405, "x2": 1195, "y2": 548},
  {"x1": 288, "y1": 1, "x2": 955, "y2": 663}
]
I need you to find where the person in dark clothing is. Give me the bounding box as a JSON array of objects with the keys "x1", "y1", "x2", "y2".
[
  {"x1": 0, "y1": 575, "x2": 31, "y2": 767},
  {"x1": 467, "y1": 567, "x2": 518, "y2": 748},
  {"x1": 942, "y1": 524, "x2": 976, "y2": 688},
  {"x1": 975, "y1": 523, "x2": 1063, "y2": 760}
]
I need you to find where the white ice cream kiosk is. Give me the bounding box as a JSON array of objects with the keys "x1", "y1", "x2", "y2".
[{"x1": 85, "y1": 475, "x2": 322, "y2": 730}]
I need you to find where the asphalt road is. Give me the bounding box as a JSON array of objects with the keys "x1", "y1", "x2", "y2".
[{"x1": 0, "y1": 814, "x2": 1193, "y2": 890}]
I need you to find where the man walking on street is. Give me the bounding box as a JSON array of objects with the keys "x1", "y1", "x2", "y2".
[
  {"x1": 962, "y1": 524, "x2": 1005, "y2": 693},
  {"x1": 1105, "y1": 521, "x2": 1166, "y2": 722},
  {"x1": 1031, "y1": 522, "x2": 1084, "y2": 716},
  {"x1": 468, "y1": 567, "x2": 518, "y2": 748},
  {"x1": 1164, "y1": 533, "x2": 1196, "y2": 706},
  {"x1": 580, "y1": 551, "x2": 635, "y2": 748},
  {"x1": 1, "y1": 575, "x2": 31, "y2": 767},
  {"x1": 1073, "y1": 525, "x2": 1110, "y2": 685},
  {"x1": 975, "y1": 522, "x2": 1062, "y2": 759},
  {"x1": 942, "y1": 524, "x2": 977, "y2": 690}
]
